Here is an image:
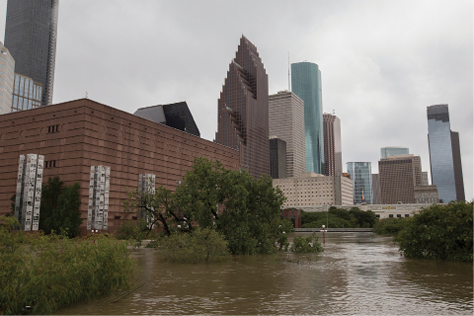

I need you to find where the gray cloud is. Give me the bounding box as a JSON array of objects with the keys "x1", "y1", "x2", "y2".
[{"x1": 0, "y1": 0, "x2": 471, "y2": 200}]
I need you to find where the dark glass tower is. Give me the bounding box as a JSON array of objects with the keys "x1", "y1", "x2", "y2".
[
  {"x1": 291, "y1": 62, "x2": 325, "y2": 174},
  {"x1": 215, "y1": 36, "x2": 269, "y2": 179},
  {"x1": 4, "y1": 0, "x2": 59, "y2": 106},
  {"x1": 427, "y1": 104, "x2": 465, "y2": 202}
]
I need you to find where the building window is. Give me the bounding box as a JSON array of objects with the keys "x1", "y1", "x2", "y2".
[
  {"x1": 375, "y1": 214, "x2": 380, "y2": 218},
  {"x1": 45, "y1": 160, "x2": 56, "y2": 168},
  {"x1": 397, "y1": 214, "x2": 401, "y2": 218},
  {"x1": 389, "y1": 214, "x2": 393, "y2": 218},
  {"x1": 47, "y1": 125, "x2": 59, "y2": 133},
  {"x1": 405, "y1": 214, "x2": 410, "y2": 218}
]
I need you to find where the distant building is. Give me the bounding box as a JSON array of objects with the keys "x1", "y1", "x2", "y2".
[
  {"x1": 380, "y1": 146, "x2": 409, "y2": 159},
  {"x1": 346, "y1": 162, "x2": 372, "y2": 204},
  {"x1": 11, "y1": 73, "x2": 43, "y2": 112},
  {"x1": 427, "y1": 104, "x2": 465, "y2": 202},
  {"x1": 134, "y1": 101, "x2": 200, "y2": 137},
  {"x1": 273, "y1": 172, "x2": 353, "y2": 207},
  {"x1": 269, "y1": 91, "x2": 305, "y2": 178},
  {"x1": 422, "y1": 171, "x2": 429, "y2": 185},
  {"x1": 0, "y1": 42, "x2": 15, "y2": 114},
  {"x1": 379, "y1": 155, "x2": 423, "y2": 204},
  {"x1": 291, "y1": 61, "x2": 324, "y2": 174},
  {"x1": 269, "y1": 137, "x2": 287, "y2": 179},
  {"x1": 414, "y1": 185, "x2": 439, "y2": 204},
  {"x1": 215, "y1": 36, "x2": 269, "y2": 179},
  {"x1": 372, "y1": 174, "x2": 381, "y2": 204},
  {"x1": 379, "y1": 155, "x2": 439, "y2": 204},
  {"x1": 4, "y1": 0, "x2": 59, "y2": 106},
  {"x1": 323, "y1": 113, "x2": 342, "y2": 176}
]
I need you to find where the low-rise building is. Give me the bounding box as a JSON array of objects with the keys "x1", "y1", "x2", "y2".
[
  {"x1": 273, "y1": 172, "x2": 353, "y2": 207},
  {"x1": 0, "y1": 98, "x2": 239, "y2": 234}
]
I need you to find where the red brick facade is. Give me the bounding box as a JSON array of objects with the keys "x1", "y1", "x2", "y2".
[{"x1": 0, "y1": 99, "x2": 239, "y2": 234}]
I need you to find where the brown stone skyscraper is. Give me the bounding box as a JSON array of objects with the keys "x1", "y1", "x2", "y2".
[
  {"x1": 215, "y1": 36, "x2": 269, "y2": 178},
  {"x1": 323, "y1": 113, "x2": 342, "y2": 176}
]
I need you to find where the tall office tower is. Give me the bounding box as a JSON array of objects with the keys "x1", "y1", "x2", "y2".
[
  {"x1": 347, "y1": 162, "x2": 372, "y2": 204},
  {"x1": 0, "y1": 42, "x2": 15, "y2": 114},
  {"x1": 380, "y1": 146, "x2": 409, "y2": 159},
  {"x1": 372, "y1": 174, "x2": 381, "y2": 204},
  {"x1": 4, "y1": 0, "x2": 59, "y2": 106},
  {"x1": 269, "y1": 137, "x2": 287, "y2": 179},
  {"x1": 269, "y1": 91, "x2": 305, "y2": 178},
  {"x1": 378, "y1": 155, "x2": 423, "y2": 204},
  {"x1": 11, "y1": 73, "x2": 43, "y2": 112},
  {"x1": 215, "y1": 36, "x2": 269, "y2": 179},
  {"x1": 427, "y1": 104, "x2": 465, "y2": 202},
  {"x1": 323, "y1": 113, "x2": 342, "y2": 176},
  {"x1": 291, "y1": 62, "x2": 324, "y2": 174}
]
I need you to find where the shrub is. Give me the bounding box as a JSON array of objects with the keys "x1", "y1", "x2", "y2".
[
  {"x1": 155, "y1": 228, "x2": 229, "y2": 263},
  {"x1": 373, "y1": 217, "x2": 412, "y2": 235},
  {"x1": 290, "y1": 233, "x2": 324, "y2": 253},
  {"x1": 394, "y1": 201, "x2": 473, "y2": 262},
  {"x1": 0, "y1": 217, "x2": 135, "y2": 315}
]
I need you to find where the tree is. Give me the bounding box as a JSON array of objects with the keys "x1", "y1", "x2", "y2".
[
  {"x1": 125, "y1": 157, "x2": 287, "y2": 255},
  {"x1": 40, "y1": 177, "x2": 82, "y2": 238},
  {"x1": 394, "y1": 201, "x2": 473, "y2": 262}
]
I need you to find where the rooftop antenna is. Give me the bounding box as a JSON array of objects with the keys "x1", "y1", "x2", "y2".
[
  {"x1": 288, "y1": 52, "x2": 291, "y2": 91},
  {"x1": 333, "y1": 109, "x2": 336, "y2": 115}
]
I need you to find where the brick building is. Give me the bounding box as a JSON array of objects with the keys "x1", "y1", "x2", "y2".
[{"x1": 0, "y1": 99, "x2": 239, "y2": 234}]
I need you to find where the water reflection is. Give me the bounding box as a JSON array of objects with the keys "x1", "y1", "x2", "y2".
[{"x1": 55, "y1": 233, "x2": 473, "y2": 315}]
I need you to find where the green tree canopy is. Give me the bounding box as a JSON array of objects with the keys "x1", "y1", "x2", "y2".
[
  {"x1": 125, "y1": 157, "x2": 287, "y2": 255},
  {"x1": 394, "y1": 201, "x2": 473, "y2": 262}
]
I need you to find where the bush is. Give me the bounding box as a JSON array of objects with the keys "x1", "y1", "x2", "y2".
[
  {"x1": 0, "y1": 217, "x2": 135, "y2": 315},
  {"x1": 301, "y1": 208, "x2": 377, "y2": 228},
  {"x1": 155, "y1": 227, "x2": 230, "y2": 263},
  {"x1": 290, "y1": 233, "x2": 324, "y2": 253},
  {"x1": 394, "y1": 201, "x2": 473, "y2": 262},
  {"x1": 373, "y1": 217, "x2": 412, "y2": 235}
]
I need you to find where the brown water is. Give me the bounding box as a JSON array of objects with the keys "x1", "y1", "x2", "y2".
[{"x1": 56, "y1": 232, "x2": 473, "y2": 315}]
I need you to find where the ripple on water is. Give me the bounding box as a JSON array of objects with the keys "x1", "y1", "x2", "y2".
[{"x1": 54, "y1": 233, "x2": 473, "y2": 315}]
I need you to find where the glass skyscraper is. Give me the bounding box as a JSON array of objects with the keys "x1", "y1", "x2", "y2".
[
  {"x1": 427, "y1": 104, "x2": 465, "y2": 202},
  {"x1": 347, "y1": 162, "x2": 372, "y2": 204},
  {"x1": 380, "y1": 146, "x2": 409, "y2": 159},
  {"x1": 4, "y1": 0, "x2": 59, "y2": 106},
  {"x1": 291, "y1": 62, "x2": 324, "y2": 174}
]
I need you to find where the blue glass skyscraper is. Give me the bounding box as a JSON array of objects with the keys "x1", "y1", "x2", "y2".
[
  {"x1": 347, "y1": 162, "x2": 373, "y2": 204},
  {"x1": 427, "y1": 104, "x2": 465, "y2": 202},
  {"x1": 291, "y1": 62, "x2": 324, "y2": 174}
]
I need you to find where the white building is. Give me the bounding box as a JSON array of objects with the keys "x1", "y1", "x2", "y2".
[
  {"x1": 0, "y1": 42, "x2": 15, "y2": 114},
  {"x1": 273, "y1": 172, "x2": 353, "y2": 207}
]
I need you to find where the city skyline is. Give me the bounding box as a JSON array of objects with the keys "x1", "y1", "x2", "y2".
[{"x1": 0, "y1": 0, "x2": 471, "y2": 200}]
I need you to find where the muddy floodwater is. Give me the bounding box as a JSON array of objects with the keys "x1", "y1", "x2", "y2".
[{"x1": 56, "y1": 232, "x2": 473, "y2": 315}]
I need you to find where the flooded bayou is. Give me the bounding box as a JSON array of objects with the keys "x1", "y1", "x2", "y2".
[{"x1": 56, "y1": 232, "x2": 473, "y2": 315}]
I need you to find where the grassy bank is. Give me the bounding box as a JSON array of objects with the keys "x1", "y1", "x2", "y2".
[{"x1": 0, "y1": 216, "x2": 136, "y2": 315}]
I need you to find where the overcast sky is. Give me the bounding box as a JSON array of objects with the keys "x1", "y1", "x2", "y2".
[{"x1": 1, "y1": 0, "x2": 472, "y2": 200}]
